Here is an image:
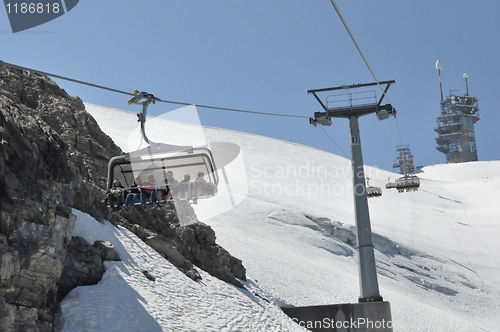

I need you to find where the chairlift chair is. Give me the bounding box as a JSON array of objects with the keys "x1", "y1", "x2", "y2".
[
  {"x1": 394, "y1": 176, "x2": 420, "y2": 193},
  {"x1": 366, "y1": 177, "x2": 382, "y2": 198},
  {"x1": 385, "y1": 177, "x2": 396, "y2": 189},
  {"x1": 106, "y1": 90, "x2": 219, "y2": 203}
]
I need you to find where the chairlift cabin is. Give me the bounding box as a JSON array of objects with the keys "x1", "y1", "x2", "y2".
[
  {"x1": 385, "y1": 182, "x2": 396, "y2": 189},
  {"x1": 106, "y1": 90, "x2": 219, "y2": 201},
  {"x1": 366, "y1": 177, "x2": 382, "y2": 198},
  {"x1": 107, "y1": 146, "x2": 218, "y2": 200},
  {"x1": 394, "y1": 176, "x2": 420, "y2": 193},
  {"x1": 385, "y1": 178, "x2": 396, "y2": 189}
]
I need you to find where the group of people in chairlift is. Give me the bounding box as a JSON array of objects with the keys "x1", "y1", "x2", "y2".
[{"x1": 107, "y1": 171, "x2": 210, "y2": 211}]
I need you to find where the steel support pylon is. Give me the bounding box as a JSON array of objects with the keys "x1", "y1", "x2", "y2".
[
  {"x1": 308, "y1": 81, "x2": 396, "y2": 303},
  {"x1": 349, "y1": 116, "x2": 382, "y2": 302}
]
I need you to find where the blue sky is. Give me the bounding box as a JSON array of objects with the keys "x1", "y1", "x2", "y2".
[{"x1": 2, "y1": 0, "x2": 499, "y2": 171}]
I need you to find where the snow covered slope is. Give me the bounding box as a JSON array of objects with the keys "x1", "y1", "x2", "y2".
[
  {"x1": 59, "y1": 210, "x2": 303, "y2": 331},
  {"x1": 60, "y1": 104, "x2": 499, "y2": 331}
]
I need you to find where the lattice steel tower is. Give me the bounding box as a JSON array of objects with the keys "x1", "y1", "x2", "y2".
[{"x1": 434, "y1": 61, "x2": 480, "y2": 163}]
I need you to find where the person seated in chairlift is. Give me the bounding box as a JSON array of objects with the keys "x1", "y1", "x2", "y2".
[
  {"x1": 178, "y1": 174, "x2": 192, "y2": 203},
  {"x1": 139, "y1": 174, "x2": 157, "y2": 205},
  {"x1": 157, "y1": 171, "x2": 178, "y2": 202},
  {"x1": 192, "y1": 172, "x2": 208, "y2": 204},
  {"x1": 107, "y1": 179, "x2": 124, "y2": 211},
  {"x1": 125, "y1": 176, "x2": 141, "y2": 206},
  {"x1": 157, "y1": 178, "x2": 170, "y2": 203},
  {"x1": 160, "y1": 170, "x2": 179, "y2": 202}
]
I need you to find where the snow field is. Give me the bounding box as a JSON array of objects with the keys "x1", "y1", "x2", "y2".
[{"x1": 67, "y1": 104, "x2": 500, "y2": 331}]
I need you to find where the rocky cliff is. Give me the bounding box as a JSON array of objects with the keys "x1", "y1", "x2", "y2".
[
  {"x1": 0, "y1": 62, "x2": 245, "y2": 331},
  {"x1": 0, "y1": 62, "x2": 121, "y2": 331}
]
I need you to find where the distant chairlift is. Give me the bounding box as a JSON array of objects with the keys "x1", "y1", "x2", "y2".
[
  {"x1": 106, "y1": 90, "x2": 218, "y2": 201},
  {"x1": 385, "y1": 177, "x2": 396, "y2": 189},
  {"x1": 366, "y1": 177, "x2": 382, "y2": 198},
  {"x1": 386, "y1": 145, "x2": 420, "y2": 193},
  {"x1": 394, "y1": 176, "x2": 420, "y2": 193}
]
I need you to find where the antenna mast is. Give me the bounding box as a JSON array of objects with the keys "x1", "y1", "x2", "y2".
[
  {"x1": 436, "y1": 60, "x2": 444, "y2": 103},
  {"x1": 464, "y1": 73, "x2": 469, "y2": 96}
]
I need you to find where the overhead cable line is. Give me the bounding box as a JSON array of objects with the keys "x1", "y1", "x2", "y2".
[
  {"x1": 277, "y1": 0, "x2": 337, "y2": 64},
  {"x1": 318, "y1": 124, "x2": 349, "y2": 158},
  {"x1": 222, "y1": 1, "x2": 349, "y2": 154},
  {"x1": 1, "y1": 61, "x2": 135, "y2": 97},
  {"x1": 439, "y1": 186, "x2": 500, "y2": 270},
  {"x1": 427, "y1": 185, "x2": 483, "y2": 282},
  {"x1": 328, "y1": 0, "x2": 404, "y2": 145},
  {"x1": 225, "y1": 0, "x2": 324, "y2": 76},
  {"x1": 1, "y1": 61, "x2": 308, "y2": 119},
  {"x1": 3, "y1": 60, "x2": 348, "y2": 156}
]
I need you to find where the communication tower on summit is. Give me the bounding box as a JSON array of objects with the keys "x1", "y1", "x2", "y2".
[{"x1": 434, "y1": 60, "x2": 481, "y2": 163}]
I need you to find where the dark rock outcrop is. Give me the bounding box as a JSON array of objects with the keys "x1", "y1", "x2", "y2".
[
  {"x1": 56, "y1": 236, "x2": 121, "y2": 303},
  {"x1": 93, "y1": 240, "x2": 121, "y2": 262},
  {"x1": 175, "y1": 221, "x2": 246, "y2": 287},
  {"x1": 56, "y1": 236, "x2": 106, "y2": 302},
  {"x1": 116, "y1": 205, "x2": 246, "y2": 288},
  {"x1": 0, "y1": 62, "x2": 121, "y2": 331}
]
